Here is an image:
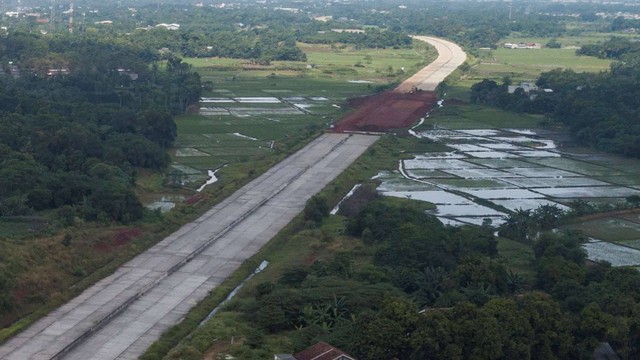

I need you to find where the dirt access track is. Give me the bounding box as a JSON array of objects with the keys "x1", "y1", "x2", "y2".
[{"x1": 334, "y1": 36, "x2": 467, "y2": 132}]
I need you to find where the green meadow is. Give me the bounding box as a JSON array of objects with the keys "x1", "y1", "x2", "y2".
[{"x1": 155, "y1": 42, "x2": 436, "y2": 197}]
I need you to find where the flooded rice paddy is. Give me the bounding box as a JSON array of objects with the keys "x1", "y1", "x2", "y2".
[{"x1": 376, "y1": 127, "x2": 640, "y2": 266}]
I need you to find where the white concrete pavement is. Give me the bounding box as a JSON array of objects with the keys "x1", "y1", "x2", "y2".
[
  {"x1": 395, "y1": 36, "x2": 467, "y2": 93},
  {"x1": 0, "y1": 134, "x2": 378, "y2": 360}
]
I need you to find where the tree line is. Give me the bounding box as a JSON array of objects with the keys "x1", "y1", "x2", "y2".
[{"x1": 0, "y1": 32, "x2": 201, "y2": 223}]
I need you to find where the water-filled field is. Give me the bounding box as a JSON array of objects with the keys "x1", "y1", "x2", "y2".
[{"x1": 375, "y1": 125, "x2": 640, "y2": 267}]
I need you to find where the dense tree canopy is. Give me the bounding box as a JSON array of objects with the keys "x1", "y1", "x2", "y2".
[{"x1": 0, "y1": 33, "x2": 201, "y2": 222}]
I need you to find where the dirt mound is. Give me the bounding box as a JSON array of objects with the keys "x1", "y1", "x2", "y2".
[{"x1": 333, "y1": 90, "x2": 438, "y2": 133}]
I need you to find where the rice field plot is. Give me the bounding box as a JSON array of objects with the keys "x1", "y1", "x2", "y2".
[
  {"x1": 564, "y1": 218, "x2": 640, "y2": 242},
  {"x1": 169, "y1": 42, "x2": 428, "y2": 193},
  {"x1": 525, "y1": 157, "x2": 624, "y2": 177},
  {"x1": 583, "y1": 241, "x2": 640, "y2": 267},
  {"x1": 376, "y1": 121, "x2": 640, "y2": 269},
  {"x1": 426, "y1": 105, "x2": 543, "y2": 130},
  {"x1": 616, "y1": 213, "x2": 640, "y2": 225},
  {"x1": 474, "y1": 48, "x2": 612, "y2": 79},
  {"x1": 617, "y1": 239, "x2": 640, "y2": 250}
]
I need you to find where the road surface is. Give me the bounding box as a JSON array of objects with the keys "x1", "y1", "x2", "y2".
[
  {"x1": 0, "y1": 36, "x2": 466, "y2": 360},
  {"x1": 0, "y1": 134, "x2": 378, "y2": 360},
  {"x1": 395, "y1": 36, "x2": 467, "y2": 93}
]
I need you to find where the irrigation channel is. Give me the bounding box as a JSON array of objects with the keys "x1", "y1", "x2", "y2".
[{"x1": 0, "y1": 36, "x2": 465, "y2": 360}]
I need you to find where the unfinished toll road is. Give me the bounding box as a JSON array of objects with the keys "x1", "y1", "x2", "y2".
[
  {"x1": 0, "y1": 134, "x2": 378, "y2": 360},
  {"x1": 334, "y1": 36, "x2": 466, "y2": 132}
]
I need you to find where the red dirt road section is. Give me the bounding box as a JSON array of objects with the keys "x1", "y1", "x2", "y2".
[{"x1": 333, "y1": 90, "x2": 438, "y2": 133}]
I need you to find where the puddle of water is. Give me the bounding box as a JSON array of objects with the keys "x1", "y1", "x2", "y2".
[
  {"x1": 310, "y1": 97, "x2": 329, "y2": 101},
  {"x1": 583, "y1": 241, "x2": 640, "y2": 266},
  {"x1": 197, "y1": 165, "x2": 227, "y2": 192},
  {"x1": 348, "y1": 80, "x2": 373, "y2": 83}
]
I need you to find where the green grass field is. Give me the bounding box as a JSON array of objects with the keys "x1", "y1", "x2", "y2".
[
  {"x1": 563, "y1": 217, "x2": 640, "y2": 242},
  {"x1": 155, "y1": 42, "x2": 436, "y2": 196},
  {"x1": 445, "y1": 33, "x2": 616, "y2": 102},
  {"x1": 475, "y1": 48, "x2": 611, "y2": 79},
  {"x1": 421, "y1": 104, "x2": 543, "y2": 130}
]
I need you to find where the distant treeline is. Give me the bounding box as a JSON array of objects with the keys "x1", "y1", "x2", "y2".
[
  {"x1": 0, "y1": 33, "x2": 201, "y2": 222},
  {"x1": 470, "y1": 37, "x2": 640, "y2": 158}
]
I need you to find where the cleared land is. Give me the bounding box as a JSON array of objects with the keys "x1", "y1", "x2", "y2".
[{"x1": 334, "y1": 37, "x2": 466, "y2": 132}]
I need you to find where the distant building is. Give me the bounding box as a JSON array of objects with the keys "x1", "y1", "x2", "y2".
[
  {"x1": 331, "y1": 28, "x2": 365, "y2": 34},
  {"x1": 155, "y1": 23, "x2": 180, "y2": 30},
  {"x1": 275, "y1": 342, "x2": 356, "y2": 360},
  {"x1": 313, "y1": 15, "x2": 332, "y2": 22},
  {"x1": 508, "y1": 82, "x2": 538, "y2": 94},
  {"x1": 504, "y1": 42, "x2": 540, "y2": 49},
  {"x1": 116, "y1": 68, "x2": 138, "y2": 80}
]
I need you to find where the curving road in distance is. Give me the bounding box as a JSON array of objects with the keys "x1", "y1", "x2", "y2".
[{"x1": 395, "y1": 36, "x2": 467, "y2": 93}]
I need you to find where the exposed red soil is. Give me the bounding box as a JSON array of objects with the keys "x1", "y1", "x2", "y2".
[{"x1": 333, "y1": 90, "x2": 438, "y2": 133}]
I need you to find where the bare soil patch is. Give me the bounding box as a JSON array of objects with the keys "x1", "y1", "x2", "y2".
[{"x1": 333, "y1": 90, "x2": 438, "y2": 132}]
